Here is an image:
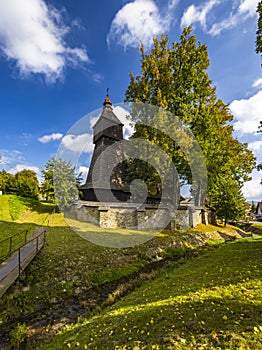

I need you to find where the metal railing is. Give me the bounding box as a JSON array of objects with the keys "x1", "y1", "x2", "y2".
[
  {"x1": 17, "y1": 229, "x2": 46, "y2": 276},
  {"x1": 0, "y1": 228, "x2": 47, "y2": 297},
  {"x1": 0, "y1": 229, "x2": 29, "y2": 262}
]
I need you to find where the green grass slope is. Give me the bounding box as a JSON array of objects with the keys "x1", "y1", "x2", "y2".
[
  {"x1": 0, "y1": 194, "x2": 55, "y2": 223},
  {"x1": 37, "y1": 238, "x2": 262, "y2": 350},
  {"x1": 0, "y1": 195, "x2": 11, "y2": 221},
  {"x1": 0, "y1": 195, "x2": 55, "y2": 259}
]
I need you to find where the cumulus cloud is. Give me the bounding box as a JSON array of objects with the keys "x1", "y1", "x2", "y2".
[
  {"x1": 181, "y1": 0, "x2": 220, "y2": 30},
  {"x1": 38, "y1": 133, "x2": 63, "y2": 143},
  {"x1": 209, "y1": 0, "x2": 258, "y2": 36},
  {"x1": 248, "y1": 140, "x2": 262, "y2": 153},
  {"x1": 230, "y1": 90, "x2": 262, "y2": 135},
  {"x1": 0, "y1": 0, "x2": 88, "y2": 82},
  {"x1": 242, "y1": 170, "x2": 262, "y2": 202},
  {"x1": 108, "y1": 0, "x2": 178, "y2": 49},
  {"x1": 0, "y1": 150, "x2": 25, "y2": 172},
  {"x1": 181, "y1": 0, "x2": 258, "y2": 36},
  {"x1": 61, "y1": 133, "x2": 93, "y2": 153},
  {"x1": 11, "y1": 164, "x2": 40, "y2": 174},
  {"x1": 252, "y1": 77, "x2": 262, "y2": 88}
]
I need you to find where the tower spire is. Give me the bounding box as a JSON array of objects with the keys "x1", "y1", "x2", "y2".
[{"x1": 103, "y1": 87, "x2": 112, "y2": 107}]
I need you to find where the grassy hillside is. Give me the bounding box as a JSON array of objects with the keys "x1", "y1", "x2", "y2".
[
  {"x1": 0, "y1": 194, "x2": 55, "y2": 223},
  {"x1": 0, "y1": 195, "x2": 55, "y2": 259},
  {"x1": 0, "y1": 195, "x2": 261, "y2": 349},
  {"x1": 37, "y1": 237, "x2": 262, "y2": 350},
  {"x1": 0, "y1": 195, "x2": 12, "y2": 221}
]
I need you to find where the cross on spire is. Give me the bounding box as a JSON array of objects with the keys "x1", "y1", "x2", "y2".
[{"x1": 103, "y1": 87, "x2": 112, "y2": 106}]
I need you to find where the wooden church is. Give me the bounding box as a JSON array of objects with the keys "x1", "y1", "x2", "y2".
[
  {"x1": 75, "y1": 94, "x2": 215, "y2": 230},
  {"x1": 79, "y1": 95, "x2": 131, "y2": 202}
]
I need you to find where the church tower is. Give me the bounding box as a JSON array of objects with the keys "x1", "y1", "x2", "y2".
[{"x1": 80, "y1": 94, "x2": 130, "y2": 202}]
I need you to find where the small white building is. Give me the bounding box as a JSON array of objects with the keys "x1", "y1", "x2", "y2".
[{"x1": 255, "y1": 201, "x2": 262, "y2": 220}]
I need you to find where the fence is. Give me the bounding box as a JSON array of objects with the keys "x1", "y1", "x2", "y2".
[
  {"x1": 0, "y1": 229, "x2": 29, "y2": 263},
  {"x1": 0, "y1": 228, "x2": 46, "y2": 298}
]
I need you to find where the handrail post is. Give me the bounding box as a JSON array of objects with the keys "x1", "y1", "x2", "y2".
[
  {"x1": 18, "y1": 248, "x2": 21, "y2": 276},
  {"x1": 25, "y1": 230, "x2": 28, "y2": 244},
  {"x1": 9, "y1": 236, "x2": 12, "y2": 256},
  {"x1": 36, "y1": 236, "x2": 39, "y2": 253}
]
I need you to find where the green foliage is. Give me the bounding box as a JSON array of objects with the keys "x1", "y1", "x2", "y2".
[
  {"x1": 0, "y1": 170, "x2": 17, "y2": 194},
  {"x1": 210, "y1": 177, "x2": 247, "y2": 225},
  {"x1": 40, "y1": 157, "x2": 56, "y2": 202},
  {"x1": 15, "y1": 169, "x2": 39, "y2": 200},
  {"x1": 125, "y1": 26, "x2": 256, "y2": 209},
  {"x1": 41, "y1": 157, "x2": 82, "y2": 210},
  {"x1": 0, "y1": 169, "x2": 39, "y2": 200},
  {"x1": 9, "y1": 322, "x2": 27, "y2": 348}
]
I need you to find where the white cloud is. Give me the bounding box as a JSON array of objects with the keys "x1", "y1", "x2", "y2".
[
  {"x1": 248, "y1": 140, "x2": 262, "y2": 152},
  {"x1": 108, "y1": 0, "x2": 178, "y2": 49},
  {"x1": 11, "y1": 164, "x2": 40, "y2": 174},
  {"x1": 77, "y1": 165, "x2": 89, "y2": 183},
  {"x1": 113, "y1": 106, "x2": 134, "y2": 138},
  {"x1": 252, "y1": 77, "x2": 262, "y2": 88},
  {"x1": 238, "y1": 0, "x2": 258, "y2": 17},
  {"x1": 0, "y1": 0, "x2": 88, "y2": 82},
  {"x1": 92, "y1": 73, "x2": 103, "y2": 84},
  {"x1": 38, "y1": 133, "x2": 63, "y2": 143},
  {"x1": 0, "y1": 150, "x2": 25, "y2": 173},
  {"x1": 181, "y1": 0, "x2": 220, "y2": 30},
  {"x1": 61, "y1": 133, "x2": 93, "y2": 153},
  {"x1": 181, "y1": 0, "x2": 258, "y2": 36},
  {"x1": 90, "y1": 116, "x2": 99, "y2": 128},
  {"x1": 243, "y1": 170, "x2": 262, "y2": 202},
  {"x1": 230, "y1": 90, "x2": 262, "y2": 135},
  {"x1": 209, "y1": 0, "x2": 258, "y2": 36}
]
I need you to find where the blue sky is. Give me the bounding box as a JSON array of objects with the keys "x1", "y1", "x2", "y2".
[{"x1": 0, "y1": 0, "x2": 261, "y2": 202}]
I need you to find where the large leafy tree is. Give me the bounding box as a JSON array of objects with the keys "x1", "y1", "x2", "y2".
[
  {"x1": 41, "y1": 157, "x2": 82, "y2": 210},
  {"x1": 210, "y1": 177, "x2": 247, "y2": 226},
  {"x1": 0, "y1": 170, "x2": 17, "y2": 194},
  {"x1": 125, "y1": 27, "x2": 255, "y2": 209},
  {"x1": 0, "y1": 169, "x2": 39, "y2": 199},
  {"x1": 15, "y1": 169, "x2": 39, "y2": 200}
]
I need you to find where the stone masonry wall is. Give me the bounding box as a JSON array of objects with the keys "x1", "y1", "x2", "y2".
[{"x1": 74, "y1": 202, "x2": 214, "y2": 230}]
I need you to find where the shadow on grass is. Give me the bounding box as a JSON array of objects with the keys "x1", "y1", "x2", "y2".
[
  {"x1": 35, "y1": 240, "x2": 262, "y2": 349},
  {"x1": 0, "y1": 220, "x2": 41, "y2": 258}
]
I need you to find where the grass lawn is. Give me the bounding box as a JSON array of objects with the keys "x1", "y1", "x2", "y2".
[
  {"x1": 0, "y1": 195, "x2": 55, "y2": 259},
  {"x1": 36, "y1": 238, "x2": 262, "y2": 350},
  {"x1": 1, "y1": 195, "x2": 261, "y2": 349},
  {"x1": 0, "y1": 221, "x2": 37, "y2": 259}
]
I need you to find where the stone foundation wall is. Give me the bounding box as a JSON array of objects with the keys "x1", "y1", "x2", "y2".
[
  {"x1": 100, "y1": 208, "x2": 137, "y2": 229},
  {"x1": 77, "y1": 205, "x2": 99, "y2": 225},
  {"x1": 74, "y1": 202, "x2": 215, "y2": 230}
]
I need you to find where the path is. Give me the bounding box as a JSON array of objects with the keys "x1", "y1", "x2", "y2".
[{"x1": 0, "y1": 227, "x2": 46, "y2": 298}]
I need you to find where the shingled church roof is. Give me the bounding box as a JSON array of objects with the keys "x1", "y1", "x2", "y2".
[
  {"x1": 92, "y1": 96, "x2": 123, "y2": 143},
  {"x1": 80, "y1": 95, "x2": 129, "y2": 196}
]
